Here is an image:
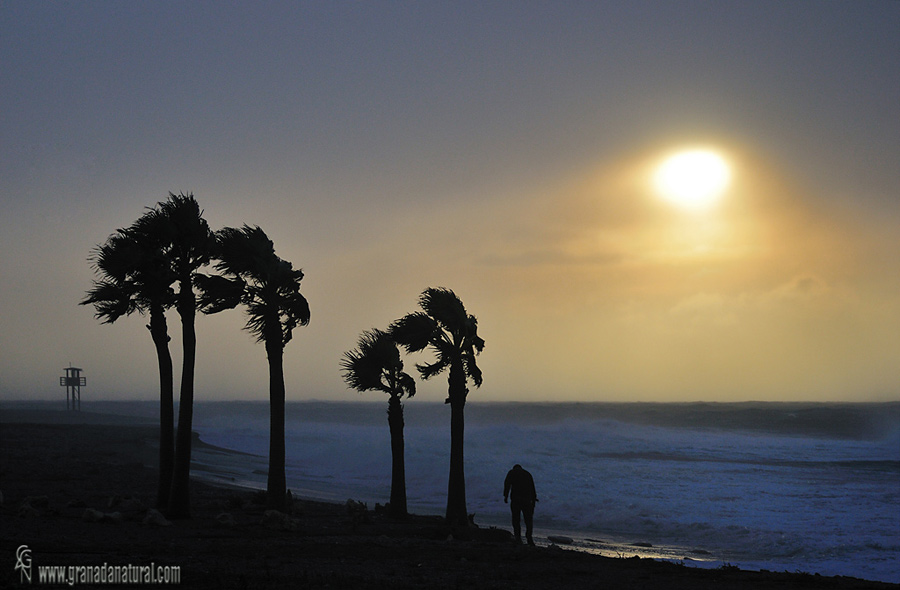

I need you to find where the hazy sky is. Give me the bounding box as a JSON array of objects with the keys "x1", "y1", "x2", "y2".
[{"x1": 2, "y1": 1, "x2": 898, "y2": 403}]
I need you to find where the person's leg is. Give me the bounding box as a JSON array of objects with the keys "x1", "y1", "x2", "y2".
[
  {"x1": 523, "y1": 503, "x2": 534, "y2": 546},
  {"x1": 510, "y1": 502, "x2": 522, "y2": 542}
]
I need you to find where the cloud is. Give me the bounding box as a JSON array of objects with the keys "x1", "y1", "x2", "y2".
[
  {"x1": 669, "y1": 292, "x2": 738, "y2": 327},
  {"x1": 764, "y1": 274, "x2": 830, "y2": 304},
  {"x1": 477, "y1": 248, "x2": 624, "y2": 269}
]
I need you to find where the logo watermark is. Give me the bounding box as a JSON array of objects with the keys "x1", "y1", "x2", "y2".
[
  {"x1": 12, "y1": 545, "x2": 180, "y2": 586},
  {"x1": 15, "y1": 545, "x2": 31, "y2": 584}
]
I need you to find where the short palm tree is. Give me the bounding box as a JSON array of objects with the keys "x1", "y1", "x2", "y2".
[
  {"x1": 341, "y1": 329, "x2": 416, "y2": 519},
  {"x1": 82, "y1": 226, "x2": 176, "y2": 509},
  {"x1": 135, "y1": 193, "x2": 215, "y2": 519},
  {"x1": 199, "y1": 225, "x2": 310, "y2": 511},
  {"x1": 390, "y1": 287, "x2": 484, "y2": 526}
]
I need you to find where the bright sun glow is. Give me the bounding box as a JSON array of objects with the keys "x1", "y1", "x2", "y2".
[{"x1": 654, "y1": 149, "x2": 730, "y2": 209}]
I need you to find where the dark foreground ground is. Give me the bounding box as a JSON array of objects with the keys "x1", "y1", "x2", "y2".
[{"x1": 1, "y1": 417, "x2": 897, "y2": 589}]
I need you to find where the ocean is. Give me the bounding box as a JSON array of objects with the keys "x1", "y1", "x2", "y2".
[
  {"x1": 8, "y1": 399, "x2": 897, "y2": 582},
  {"x1": 183, "y1": 400, "x2": 900, "y2": 583}
]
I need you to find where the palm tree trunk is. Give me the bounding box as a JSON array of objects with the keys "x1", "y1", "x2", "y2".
[
  {"x1": 149, "y1": 305, "x2": 174, "y2": 510},
  {"x1": 168, "y1": 283, "x2": 196, "y2": 519},
  {"x1": 267, "y1": 340, "x2": 287, "y2": 511},
  {"x1": 445, "y1": 361, "x2": 468, "y2": 526},
  {"x1": 387, "y1": 395, "x2": 408, "y2": 519}
]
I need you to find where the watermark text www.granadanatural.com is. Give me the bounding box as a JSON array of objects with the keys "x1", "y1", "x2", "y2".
[{"x1": 15, "y1": 545, "x2": 181, "y2": 586}]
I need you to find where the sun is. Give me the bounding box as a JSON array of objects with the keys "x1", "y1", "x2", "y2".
[{"x1": 654, "y1": 149, "x2": 730, "y2": 210}]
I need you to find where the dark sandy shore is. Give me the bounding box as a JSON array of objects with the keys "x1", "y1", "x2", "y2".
[{"x1": 1, "y1": 412, "x2": 896, "y2": 589}]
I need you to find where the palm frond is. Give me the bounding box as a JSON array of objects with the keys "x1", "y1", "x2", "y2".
[
  {"x1": 390, "y1": 312, "x2": 437, "y2": 353},
  {"x1": 419, "y1": 287, "x2": 468, "y2": 333},
  {"x1": 389, "y1": 286, "x2": 486, "y2": 398},
  {"x1": 341, "y1": 350, "x2": 387, "y2": 392},
  {"x1": 341, "y1": 328, "x2": 417, "y2": 400},
  {"x1": 466, "y1": 315, "x2": 485, "y2": 353},
  {"x1": 195, "y1": 274, "x2": 245, "y2": 315},
  {"x1": 82, "y1": 280, "x2": 140, "y2": 323},
  {"x1": 140, "y1": 193, "x2": 215, "y2": 276},
  {"x1": 416, "y1": 357, "x2": 450, "y2": 381},
  {"x1": 341, "y1": 329, "x2": 395, "y2": 393},
  {"x1": 210, "y1": 224, "x2": 309, "y2": 348},
  {"x1": 397, "y1": 372, "x2": 417, "y2": 398},
  {"x1": 214, "y1": 225, "x2": 276, "y2": 277},
  {"x1": 462, "y1": 352, "x2": 483, "y2": 388},
  {"x1": 280, "y1": 289, "x2": 311, "y2": 346},
  {"x1": 82, "y1": 217, "x2": 179, "y2": 322}
]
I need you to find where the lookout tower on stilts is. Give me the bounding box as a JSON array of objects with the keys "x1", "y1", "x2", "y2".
[{"x1": 60, "y1": 366, "x2": 86, "y2": 411}]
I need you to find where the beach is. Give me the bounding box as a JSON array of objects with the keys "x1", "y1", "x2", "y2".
[{"x1": 1, "y1": 410, "x2": 897, "y2": 589}]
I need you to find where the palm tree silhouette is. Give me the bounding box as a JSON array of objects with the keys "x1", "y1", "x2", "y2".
[
  {"x1": 341, "y1": 329, "x2": 416, "y2": 519},
  {"x1": 199, "y1": 225, "x2": 309, "y2": 511},
  {"x1": 135, "y1": 193, "x2": 215, "y2": 519},
  {"x1": 390, "y1": 287, "x2": 484, "y2": 526},
  {"x1": 82, "y1": 225, "x2": 176, "y2": 509}
]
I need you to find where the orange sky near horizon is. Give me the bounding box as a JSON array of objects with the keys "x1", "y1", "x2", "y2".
[{"x1": 395, "y1": 141, "x2": 899, "y2": 402}]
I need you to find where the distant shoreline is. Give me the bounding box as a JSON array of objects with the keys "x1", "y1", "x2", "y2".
[
  {"x1": 0, "y1": 407, "x2": 156, "y2": 425},
  {"x1": 5, "y1": 398, "x2": 899, "y2": 441}
]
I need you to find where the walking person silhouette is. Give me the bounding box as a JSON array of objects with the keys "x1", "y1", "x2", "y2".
[{"x1": 504, "y1": 464, "x2": 537, "y2": 545}]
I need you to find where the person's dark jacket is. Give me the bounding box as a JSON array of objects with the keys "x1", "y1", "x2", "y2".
[{"x1": 504, "y1": 465, "x2": 536, "y2": 505}]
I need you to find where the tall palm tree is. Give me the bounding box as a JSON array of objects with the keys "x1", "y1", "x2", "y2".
[
  {"x1": 135, "y1": 193, "x2": 215, "y2": 519},
  {"x1": 390, "y1": 287, "x2": 484, "y2": 526},
  {"x1": 198, "y1": 225, "x2": 310, "y2": 511},
  {"x1": 341, "y1": 329, "x2": 416, "y2": 519},
  {"x1": 82, "y1": 226, "x2": 176, "y2": 509}
]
